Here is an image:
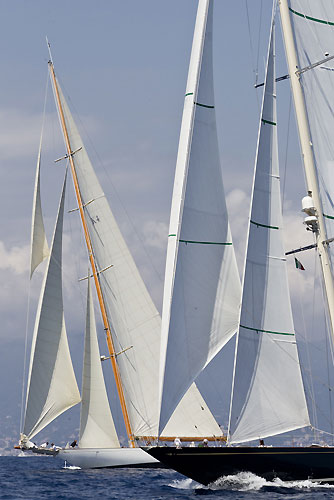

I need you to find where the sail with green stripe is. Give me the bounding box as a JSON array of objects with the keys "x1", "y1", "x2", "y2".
[
  {"x1": 228, "y1": 21, "x2": 309, "y2": 445},
  {"x1": 158, "y1": 0, "x2": 241, "y2": 434},
  {"x1": 287, "y1": 1, "x2": 334, "y2": 272}
]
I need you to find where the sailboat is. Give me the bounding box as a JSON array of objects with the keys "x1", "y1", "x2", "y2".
[
  {"x1": 17, "y1": 42, "x2": 227, "y2": 468},
  {"x1": 145, "y1": 0, "x2": 334, "y2": 484}
]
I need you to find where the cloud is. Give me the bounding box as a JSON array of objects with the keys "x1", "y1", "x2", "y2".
[
  {"x1": 0, "y1": 241, "x2": 29, "y2": 275},
  {"x1": 0, "y1": 110, "x2": 47, "y2": 161},
  {"x1": 142, "y1": 220, "x2": 168, "y2": 250}
]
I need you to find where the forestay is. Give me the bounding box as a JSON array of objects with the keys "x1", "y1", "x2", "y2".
[
  {"x1": 23, "y1": 173, "x2": 80, "y2": 441},
  {"x1": 52, "y1": 77, "x2": 221, "y2": 439},
  {"x1": 228, "y1": 23, "x2": 310, "y2": 444},
  {"x1": 79, "y1": 278, "x2": 119, "y2": 449},
  {"x1": 159, "y1": 0, "x2": 240, "y2": 434},
  {"x1": 287, "y1": 2, "x2": 334, "y2": 270}
]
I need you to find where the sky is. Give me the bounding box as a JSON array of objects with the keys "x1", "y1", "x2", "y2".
[{"x1": 0, "y1": 0, "x2": 332, "y2": 450}]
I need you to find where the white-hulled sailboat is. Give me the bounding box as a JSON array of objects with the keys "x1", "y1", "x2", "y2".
[
  {"x1": 18, "y1": 43, "x2": 226, "y2": 467},
  {"x1": 146, "y1": 0, "x2": 334, "y2": 484}
]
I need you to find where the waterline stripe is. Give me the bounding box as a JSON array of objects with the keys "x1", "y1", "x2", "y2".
[
  {"x1": 323, "y1": 213, "x2": 334, "y2": 220},
  {"x1": 289, "y1": 7, "x2": 334, "y2": 26},
  {"x1": 185, "y1": 92, "x2": 194, "y2": 97},
  {"x1": 262, "y1": 118, "x2": 276, "y2": 126},
  {"x1": 240, "y1": 324, "x2": 294, "y2": 336},
  {"x1": 250, "y1": 220, "x2": 279, "y2": 230},
  {"x1": 195, "y1": 102, "x2": 215, "y2": 109}
]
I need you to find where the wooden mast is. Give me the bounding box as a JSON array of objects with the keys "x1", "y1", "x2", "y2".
[{"x1": 48, "y1": 60, "x2": 135, "y2": 448}]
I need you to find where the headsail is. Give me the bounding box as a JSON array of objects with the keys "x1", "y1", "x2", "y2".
[
  {"x1": 30, "y1": 138, "x2": 49, "y2": 277},
  {"x1": 23, "y1": 172, "x2": 81, "y2": 441},
  {"x1": 50, "y1": 70, "x2": 221, "y2": 439},
  {"x1": 158, "y1": 0, "x2": 241, "y2": 434},
  {"x1": 79, "y1": 277, "x2": 120, "y2": 449},
  {"x1": 228, "y1": 21, "x2": 310, "y2": 444}
]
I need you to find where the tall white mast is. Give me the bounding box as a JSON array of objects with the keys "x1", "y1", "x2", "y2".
[{"x1": 279, "y1": 0, "x2": 334, "y2": 342}]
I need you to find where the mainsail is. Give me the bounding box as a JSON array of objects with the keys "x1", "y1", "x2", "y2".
[
  {"x1": 50, "y1": 69, "x2": 222, "y2": 439},
  {"x1": 279, "y1": 1, "x2": 334, "y2": 342},
  {"x1": 23, "y1": 173, "x2": 81, "y2": 441},
  {"x1": 158, "y1": 0, "x2": 241, "y2": 434},
  {"x1": 228, "y1": 22, "x2": 310, "y2": 444},
  {"x1": 79, "y1": 277, "x2": 120, "y2": 449}
]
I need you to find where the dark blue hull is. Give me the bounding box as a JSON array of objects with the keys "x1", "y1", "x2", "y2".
[{"x1": 144, "y1": 446, "x2": 334, "y2": 485}]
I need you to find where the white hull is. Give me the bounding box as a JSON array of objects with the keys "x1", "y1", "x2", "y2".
[{"x1": 57, "y1": 447, "x2": 159, "y2": 469}]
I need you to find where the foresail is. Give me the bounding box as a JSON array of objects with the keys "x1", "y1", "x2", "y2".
[
  {"x1": 30, "y1": 144, "x2": 49, "y2": 277},
  {"x1": 159, "y1": 0, "x2": 240, "y2": 434},
  {"x1": 228, "y1": 23, "x2": 310, "y2": 444},
  {"x1": 79, "y1": 277, "x2": 119, "y2": 449},
  {"x1": 51, "y1": 76, "x2": 221, "y2": 439},
  {"x1": 23, "y1": 173, "x2": 81, "y2": 440},
  {"x1": 161, "y1": 382, "x2": 222, "y2": 439}
]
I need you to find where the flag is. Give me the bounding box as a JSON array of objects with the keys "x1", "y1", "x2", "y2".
[{"x1": 294, "y1": 257, "x2": 305, "y2": 271}]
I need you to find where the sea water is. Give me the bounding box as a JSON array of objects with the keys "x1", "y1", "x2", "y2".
[{"x1": 1, "y1": 456, "x2": 334, "y2": 499}]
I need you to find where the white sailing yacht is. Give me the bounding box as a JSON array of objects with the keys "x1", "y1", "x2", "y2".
[
  {"x1": 146, "y1": 0, "x2": 334, "y2": 484},
  {"x1": 18, "y1": 43, "x2": 226, "y2": 467}
]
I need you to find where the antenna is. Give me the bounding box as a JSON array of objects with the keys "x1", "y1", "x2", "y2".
[{"x1": 46, "y1": 36, "x2": 53, "y2": 64}]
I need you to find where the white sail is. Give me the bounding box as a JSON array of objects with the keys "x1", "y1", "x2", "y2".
[
  {"x1": 287, "y1": 2, "x2": 334, "y2": 253},
  {"x1": 228, "y1": 23, "x2": 310, "y2": 444},
  {"x1": 30, "y1": 143, "x2": 49, "y2": 277},
  {"x1": 161, "y1": 381, "x2": 222, "y2": 439},
  {"x1": 51, "y1": 75, "x2": 221, "y2": 439},
  {"x1": 79, "y1": 277, "x2": 120, "y2": 449},
  {"x1": 23, "y1": 173, "x2": 81, "y2": 440},
  {"x1": 158, "y1": 0, "x2": 241, "y2": 434},
  {"x1": 282, "y1": 2, "x2": 334, "y2": 329}
]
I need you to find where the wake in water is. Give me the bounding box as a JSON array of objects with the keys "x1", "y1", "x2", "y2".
[
  {"x1": 169, "y1": 472, "x2": 334, "y2": 492},
  {"x1": 212, "y1": 472, "x2": 334, "y2": 491},
  {"x1": 62, "y1": 460, "x2": 81, "y2": 470}
]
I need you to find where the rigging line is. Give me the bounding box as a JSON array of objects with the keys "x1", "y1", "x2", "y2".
[
  {"x1": 319, "y1": 254, "x2": 334, "y2": 442},
  {"x1": 255, "y1": 0, "x2": 264, "y2": 111},
  {"x1": 311, "y1": 245, "x2": 321, "y2": 433},
  {"x1": 62, "y1": 88, "x2": 164, "y2": 287},
  {"x1": 296, "y1": 242, "x2": 318, "y2": 433},
  {"x1": 20, "y1": 68, "x2": 50, "y2": 435},
  {"x1": 311, "y1": 426, "x2": 334, "y2": 438},
  {"x1": 20, "y1": 289, "x2": 31, "y2": 435},
  {"x1": 64, "y1": 170, "x2": 87, "y2": 320},
  {"x1": 281, "y1": 92, "x2": 292, "y2": 212},
  {"x1": 245, "y1": 0, "x2": 257, "y2": 85}
]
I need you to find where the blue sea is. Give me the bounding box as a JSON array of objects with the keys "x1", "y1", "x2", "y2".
[{"x1": 2, "y1": 456, "x2": 334, "y2": 499}]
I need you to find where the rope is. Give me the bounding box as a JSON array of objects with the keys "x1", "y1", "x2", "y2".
[
  {"x1": 311, "y1": 426, "x2": 334, "y2": 439},
  {"x1": 20, "y1": 68, "x2": 50, "y2": 435},
  {"x1": 281, "y1": 93, "x2": 292, "y2": 211}
]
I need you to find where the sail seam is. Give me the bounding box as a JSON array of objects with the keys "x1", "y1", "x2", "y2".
[
  {"x1": 240, "y1": 324, "x2": 294, "y2": 336},
  {"x1": 195, "y1": 102, "x2": 215, "y2": 109},
  {"x1": 261, "y1": 118, "x2": 276, "y2": 126},
  {"x1": 168, "y1": 234, "x2": 232, "y2": 245},
  {"x1": 289, "y1": 7, "x2": 334, "y2": 26},
  {"x1": 323, "y1": 213, "x2": 334, "y2": 220},
  {"x1": 179, "y1": 239, "x2": 232, "y2": 245},
  {"x1": 250, "y1": 220, "x2": 279, "y2": 229}
]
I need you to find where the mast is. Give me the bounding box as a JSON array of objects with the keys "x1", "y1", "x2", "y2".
[
  {"x1": 48, "y1": 60, "x2": 135, "y2": 448},
  {"x1": 279, "y1": 0, "x2": 334, "y2": 343}
]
